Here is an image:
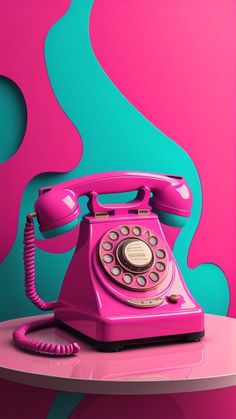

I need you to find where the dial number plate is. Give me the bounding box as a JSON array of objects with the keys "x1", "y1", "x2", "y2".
[{"x1": 99, "y1": 224, "x2": 169, "y2": 291}]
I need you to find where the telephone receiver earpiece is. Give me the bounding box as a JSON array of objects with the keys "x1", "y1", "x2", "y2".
[
  {"x1": 150, "y1": 178, "x2": 191, "y2": 227},
  {"x1": 34, "y1": 172, "x2": 192, "y2": 238}
]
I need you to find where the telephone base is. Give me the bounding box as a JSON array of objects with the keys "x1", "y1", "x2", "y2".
[{"x1": 55, "y1": 319, "x2": 204, "y2": 352}]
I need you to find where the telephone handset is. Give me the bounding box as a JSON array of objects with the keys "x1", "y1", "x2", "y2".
[{"x1": 13, "y1": 172, "x2": 204, "y2": 356}]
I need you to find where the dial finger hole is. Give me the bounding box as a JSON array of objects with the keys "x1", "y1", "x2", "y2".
[
  {"x1": 111, "y1": 266, "x2": 121, "y2": 276},
  {"x1": 132, "y1": 226, "x2": 141, "y2": 236},
  {"x1": 103, "y1": 254, "x2": 114, "y2": 263},
  {"x1": 123, "y1": 274, "x2": 133, "y2": 284},
  {"x1": 120, "y1": 226, "x2": 130, "y2": 236},
  {"x1": 109, "y1": 231, "x2": 119, "y2": 241},
  {"x1": 156, "y1": 262, "x2": 165, "y2": 272},
  {"x1": 102, "y1": 241, "x2": 113, "y2": 251},
  {"x1": 156, "y1": 249, "x2": 166, "y2": 259},
  {"x1": 137, "y1": 276, "x2": 146, "y2": 286},
  {"x1": 149, "y1": 236, "x2": 158, "y2": 246},
  {"x1": 149, "y1": 272, "x2": 159, "y2": 282}
]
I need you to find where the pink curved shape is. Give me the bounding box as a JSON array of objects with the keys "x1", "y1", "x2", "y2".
[
  {"x1": 90, "y1": 0, "x2": 236, "y2": 315},
  {"x1": 69, "y1": 394, "x2": 184, "y2": 419},
  {"x1": 0, "y1": 378, "x2": 56, "y2": 419},
  {"x1": 70, "y1": 390, "x2": 236, "y2": 419},
  {"x1": 0, "y1": 0, "x2": 82, "y2": 262}
]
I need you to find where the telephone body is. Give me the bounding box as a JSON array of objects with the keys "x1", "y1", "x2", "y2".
[{"x1": 13, "y1": 172, "x2": 204, "y2": 355}]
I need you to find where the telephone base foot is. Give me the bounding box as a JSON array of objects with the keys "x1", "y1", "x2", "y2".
[{"x1": 55, "y1": 319, "x2": 204, "y2": 352}]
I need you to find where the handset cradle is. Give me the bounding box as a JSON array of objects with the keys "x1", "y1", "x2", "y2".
[{"x1": 13, "y1": 171, "x2": 204, "y2": 356}]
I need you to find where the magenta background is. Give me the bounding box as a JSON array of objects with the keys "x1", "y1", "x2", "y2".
[
  {"x1": 90, "y1": 0, "x2": 236, "y2": 316},
  {"x1": 0, "y1": 379, "x2": 56, "y2": 418},
  {"x1": 1, "y1": 0, "x2": 236, "y2": 417},
  {"x1": 69, "y1": 390, "x2": 236, "y2": 419}
]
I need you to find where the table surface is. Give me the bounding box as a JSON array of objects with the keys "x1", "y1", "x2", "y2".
[{"x1": 0, "y1": 314, "x2": 236, "y2": 394}]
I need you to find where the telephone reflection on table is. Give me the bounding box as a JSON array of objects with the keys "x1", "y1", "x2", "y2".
[{"x1": 13, "y1": 171, "x2": 204, "y2": 356}]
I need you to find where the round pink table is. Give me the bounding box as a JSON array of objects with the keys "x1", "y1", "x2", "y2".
[{"x1": 0, "y1": 313, "x2": 236, "y2": 395}]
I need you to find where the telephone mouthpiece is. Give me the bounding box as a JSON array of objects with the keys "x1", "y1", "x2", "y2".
[
  {"x1": 40, "y1": 216, "x2": 79, "y2": 238},
  {"x1": 34, "y1": 188, "x2": 80, "y2": 238}
]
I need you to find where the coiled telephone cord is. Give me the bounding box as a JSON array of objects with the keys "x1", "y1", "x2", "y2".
[{"x1": 12, "y1": 216, "x2": 80, "y2": 356}]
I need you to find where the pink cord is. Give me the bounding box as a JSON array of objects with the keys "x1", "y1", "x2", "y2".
[
  {"x1": 12, "y1": 216, "x2": 80, "y2": 356},
  {"x1": 23, "y1": 220, "x2": 57, "y2": 311},
  {"x1": 13, "y1": 316, "x2": 80, "y2": 355}
]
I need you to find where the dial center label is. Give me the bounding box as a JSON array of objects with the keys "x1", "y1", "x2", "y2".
[{"x1": 124, "y1": 240, "x2": 152, "y2": 267}]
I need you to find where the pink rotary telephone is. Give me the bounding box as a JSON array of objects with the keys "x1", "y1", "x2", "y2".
[{"x1": 13, "y1": 172, "x2": 204, "y2": 356}]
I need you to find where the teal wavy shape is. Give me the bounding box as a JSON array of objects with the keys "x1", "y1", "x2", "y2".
[
  {"x1": 0, "y1": 76, "x2": 27, "y2": 163},
  {"x1": 47, "y1": 392, "x2": 85, "y2": 419}
]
